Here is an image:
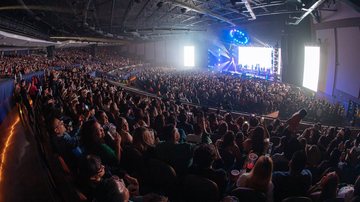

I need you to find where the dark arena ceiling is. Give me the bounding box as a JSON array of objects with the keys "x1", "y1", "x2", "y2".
[{"x1": 0, "y1": 0, "x2": 353, "y2": 41}]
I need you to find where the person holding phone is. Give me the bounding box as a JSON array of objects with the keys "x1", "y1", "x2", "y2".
[{"x1": 80, "y1": 119, "x2": 122, "y2": 167}]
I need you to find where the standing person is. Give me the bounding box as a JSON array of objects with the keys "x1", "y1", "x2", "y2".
[{"x1": 20, "y1": 79, "x2": 34, "y2": 118}]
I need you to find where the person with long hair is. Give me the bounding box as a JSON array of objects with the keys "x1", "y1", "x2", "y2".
[
  {"x1": 236, "y1": 155, "x2": 274, "y2": 202},
  {"x1": 80, "y1": 119, "x2": 121, "y2": 166},
  {"x1": 319, "y1": 172, "x2": 339, "y2": 201},
  {"x1": 243, "y1": 126, "x2": 268, "y2": 156},
  {"x1": 216, "y1": 131, "x2": 242, "y2": 170},
  {"x1": 121, "y1": 127, "x2": 156, "y2": 175}
]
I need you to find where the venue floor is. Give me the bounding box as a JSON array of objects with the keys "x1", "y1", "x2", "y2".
[{"x1": 0, "y1": 106, "x2": 57, "y2": 202}]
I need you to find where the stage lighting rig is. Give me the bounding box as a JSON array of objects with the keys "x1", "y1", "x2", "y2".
[{"x1": 230, "y1": 29, "x2": 249, "y2": 45}]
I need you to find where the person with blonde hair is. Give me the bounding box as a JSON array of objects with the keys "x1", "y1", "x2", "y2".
[
  {"x1": 236, "y1": 155, "x2": 274, "y2": 202},
  {"x1": 121, "y1": 127, "x2": 155, "y2": 175}
]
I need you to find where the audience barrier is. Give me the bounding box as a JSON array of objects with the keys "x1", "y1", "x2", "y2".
[{"x1": 0, "y1": 71, "x2": 44, "y2": 124}]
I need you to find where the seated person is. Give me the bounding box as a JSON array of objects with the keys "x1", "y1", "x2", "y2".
[
  {"x1": 236, "y1": 155, "x2": 274, "y2": 202},
  {"x1": 78, "y1": 155, "x2": 139, "y2": 202},
  {"x1": 121, "y1": 127, "x2": 156, "y2": 175},
  {"x1": 115, "y1": 117, "x2": 133, "y2": 146},
  {"x1": 155, "y1": 124, "x2": 195, "y2": 176},
  {"x1": 309, "y1": 171, "x2": 339, "y2": 202},
  {"x1": 272, "y1": 151, "x2": 312, "y2": 202},
  {"x1": 186, "y1": 124, "x2": 211, "y2": 144},
  {"x1": 177, "y1": 112, "x2": 194, "y2": 135},
  {"x1": 216, "y1": 131, "x2": 242, "y2": 170},
  {"x1": 189, "y1": 144, "x2": 228, "y2": 196},
  {"x1": 50, "y1": 117, "x2": 81, "y2": 170},
  {"x1": 243, "y1": 126, "x2": 269, "y2": 156},
  {"x1": 80, "y1": 119, "x2": 121, "y2": 166}
]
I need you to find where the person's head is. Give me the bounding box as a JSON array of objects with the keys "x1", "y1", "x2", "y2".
[
  {"x1": 80, "y1": 119, "x2": 105, "y2": 149},
  {"x1": 306, "y1": 145, "x2": 322, "y2": 167},
  {"x1": 95, "y1": 110, "x2": 109, "y2": 126},
  {"x1": 193, "y1": 144, "x2": 217, "y2": 168},
  {"x1": 248, "y1": 155, "x2": 273, "y2": 193},
  {"x1": 178, "y1": 113, "x2": 188, "y2": 123},
  {"x1": 167, "y1": 115, "x2": 177, "y2": 126},
  {"x1": 289, "y1": 151, "x2": 307, "y2": 174},
  {"x1": 20, "y1": 79, "x2": 26, "y2": 87},
  {"x1": 132, "y1": 127, "x2": 155, "y2": 152},
  {"x1": 320, "y1": 171, "x2": 339, "y2": 201},
  {"x1": 249, "y1": 116, "x2": 259, "y2": 128},
  {"x1": 242, "y1": 121, "x2": 250, "y2": 133},
  {"x1": 134, "y1": 107, "x2": 145, "y2": 121},
  {"x1": 251, "y1": 126, "x2": 265, "y2": 154},
  {"x1": 218, "y1": 122, "x2": 228, "y2": 136},
  {"x1": 224, "y1": 113, "x2": 233, "y2": 123},
  {"x1": 235, "y1": 116, "x2": 244, "y2": 128},
  {"x1": 117, "y1": 117, "x2": 129, "y2": 132},
  {"x1": 163, "y1": 124, "x2": 180, "y2": 143},
  {"x1": 78, "y1": 155, "x2": 105, "y2": 182},
  {"x1": 222, "y1": 131, "x2": 236, "y2": 147},
  {"x1": 208, "y1": 113, "x2": 218, "y2": 124},
  {"x1": 298, "y1": 109, "x2": 307, "y2": 119},
  {"x1": 51, "y1": 117, "x2": 67, "y2": 136},
  {"x1": 110, "y1": 102, "x2": 119, "y2": 113},
  {"x1": 284, "y1": 137, "x2": 303, "y2": 160}
]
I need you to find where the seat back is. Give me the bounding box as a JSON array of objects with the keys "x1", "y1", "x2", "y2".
[
  {"x1": 324, "y1": 198, "x2": 345, "y2": 202},
  {"x1": 182, "y1": 174, "x2": 219, "y2": 202},
  {"x1": 282, "y1": 196, "x2": 312, "y2": 202},
  {"x1": 230, "y1": 187, "x2": 266, "y2": 202},
  {"x1": 141, "y1": 158, "x2": 177, "y2": 197}
]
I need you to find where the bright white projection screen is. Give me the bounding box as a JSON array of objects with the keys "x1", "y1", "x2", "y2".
[
  {"x1": 238, "y1": 47, "x2": 273, "y2": 68},
  {"x1": 303, "y1": 46, "x2": 320, "y2": 91},
  {"x1": 184, "y1": 46, "x2": 195, "y2": 67}
]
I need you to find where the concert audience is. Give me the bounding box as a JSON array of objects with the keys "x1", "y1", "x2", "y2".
[
  {"x1": 135, "y1": 67, "x2": 346, "y2": 125},
  {"x1": 11, "y1": 48, "x2": 359, "y2": 202}
]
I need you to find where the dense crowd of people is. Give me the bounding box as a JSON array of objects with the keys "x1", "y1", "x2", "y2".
[
  {"x1": 133, "y1": 67, "x2": 346, "y2": 125},
  {"x1": 0, "y1": 47, "x2": 138, "y2": 79},
  {"x1": 7, "y1": 47, "x2": 360, "y2": 202},
  {"x1": 15, "y1": 62, "x2": 359, "y2": 202}
]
